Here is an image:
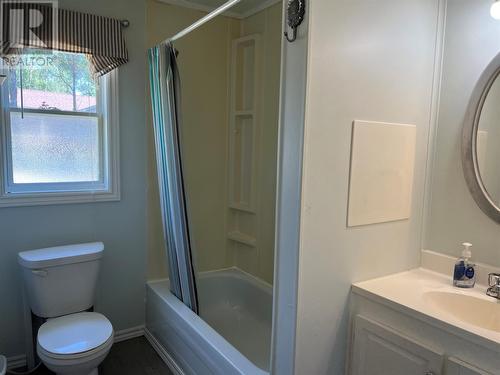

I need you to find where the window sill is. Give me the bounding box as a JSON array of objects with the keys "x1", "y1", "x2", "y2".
[{"x1": 0, "y1": 189, "x2": 120, "y2": 208}]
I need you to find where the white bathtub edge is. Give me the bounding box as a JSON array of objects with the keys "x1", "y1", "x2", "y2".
[
  {"x1": 146, "y1": 268, "x2": 270, "y2": 375},
  {"x1": 147, "y1": 281, "x2": 266, "y2": 374}
]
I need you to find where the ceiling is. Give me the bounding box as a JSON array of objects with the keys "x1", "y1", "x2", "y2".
[{"x1": 157, "y1": 0, "x2": 280, "y2": 19}]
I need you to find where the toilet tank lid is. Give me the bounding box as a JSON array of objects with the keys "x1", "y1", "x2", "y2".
[{"x1": 18, "y1": 242, "x2": 104, "y2": 269}]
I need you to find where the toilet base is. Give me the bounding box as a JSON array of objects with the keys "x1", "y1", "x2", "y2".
[{"x1": 41, "y1": 345, "x2": 108, "y2": 375}]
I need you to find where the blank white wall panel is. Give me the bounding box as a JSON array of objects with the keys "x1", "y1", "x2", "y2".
[{"x1": 348, "y1": 121, "x2": 417, "y2": 227}]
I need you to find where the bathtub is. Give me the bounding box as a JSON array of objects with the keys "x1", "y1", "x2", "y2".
[{"x1": 146, "y1": 268, "x2": 272, "y2": 375}]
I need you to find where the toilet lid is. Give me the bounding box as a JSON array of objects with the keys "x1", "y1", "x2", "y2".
[{"x1": 38, "y1": 312, "x2": 113, "y2": 355}]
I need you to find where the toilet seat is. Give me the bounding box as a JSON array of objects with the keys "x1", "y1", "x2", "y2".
[{"x1": 37, "y1": 312, "x2": 114, "y2": 360}]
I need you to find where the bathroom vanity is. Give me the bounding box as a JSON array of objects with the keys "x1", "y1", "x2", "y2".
[{"x1": 348, "y1": 269, "x2": 500, "y2": 375}]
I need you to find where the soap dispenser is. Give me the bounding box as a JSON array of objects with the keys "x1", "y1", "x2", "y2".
[{"x1": 453, "y1": 242, "x2": 476, "y2": 288}]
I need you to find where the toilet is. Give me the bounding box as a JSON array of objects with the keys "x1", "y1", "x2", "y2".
[{"x1": 18, "y1": 242, "x2": 113, "y2": 375}]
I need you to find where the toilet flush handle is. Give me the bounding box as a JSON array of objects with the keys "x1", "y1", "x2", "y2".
[{"x1": 32, "y1": 269, "x2": 48, "y2": 277}]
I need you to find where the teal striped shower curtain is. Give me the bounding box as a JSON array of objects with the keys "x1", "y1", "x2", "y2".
[{"x1": 148, "y1": 43, "x2": 198, "y2": 313}]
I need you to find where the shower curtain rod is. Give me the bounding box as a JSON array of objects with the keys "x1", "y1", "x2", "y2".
[{"x1": 166, "y1": 0, "x2": 241, "y2": 42}]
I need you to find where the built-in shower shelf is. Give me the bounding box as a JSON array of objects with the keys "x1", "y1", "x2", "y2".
[
  {"x1": 227, "y1": 231, "x2": 257, "y2": 247},
  {"x1": 228, "y1": 34, "x2": 260, "y2": 214},
  {"x1": 234, "y1": 110, "x2": 254, "y2": 117},
  {"x1": 229, "y1": 203, "x2": 256, "y2": 214}
]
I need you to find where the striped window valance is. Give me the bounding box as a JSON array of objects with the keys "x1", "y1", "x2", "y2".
[{"x1": 1, "y1": 3, "x2": 128, "y2": 77}]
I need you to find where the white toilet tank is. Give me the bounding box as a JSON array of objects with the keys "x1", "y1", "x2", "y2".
[{"x1": 18, "y1": 242, "x2": 104, "y2": 318}]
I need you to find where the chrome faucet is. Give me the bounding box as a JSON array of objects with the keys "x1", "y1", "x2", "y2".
[{"x1": 486, "y1": 273, "x2": 500, "y2": 299}]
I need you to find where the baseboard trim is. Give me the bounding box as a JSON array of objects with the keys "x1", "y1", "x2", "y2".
[
  {"x1": 7, "y1": 326, "x2": 145, "y2": 370},
  {"x1": 114, "y1": 325, "x2": 145, "y2": 343},
  {"x1": 144, "y1": 328, "x2": 185, "y2": 375}
]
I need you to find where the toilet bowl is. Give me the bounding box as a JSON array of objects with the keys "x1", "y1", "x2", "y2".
[{"x1": 37, "y1": 312, "x2": 113, "y2": 375}]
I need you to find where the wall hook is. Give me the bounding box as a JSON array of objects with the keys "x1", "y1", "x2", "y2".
[
  {"x1": 284, "y1": 0, "x2": 305, "y2": 43},
  {"x1": 284, "y1": 27, "x2": 297, "y2": 43}
]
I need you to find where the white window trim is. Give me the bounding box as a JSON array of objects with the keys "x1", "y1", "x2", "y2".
[{"x1": 0, "y1": 69, "x2": 120, "y2": 208}]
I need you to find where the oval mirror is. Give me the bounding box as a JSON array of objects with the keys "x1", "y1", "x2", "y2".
[{"x1": 463, "y1": 52, "x2": 500, "y2": 223}]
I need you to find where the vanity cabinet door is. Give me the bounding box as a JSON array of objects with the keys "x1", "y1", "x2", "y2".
[
  {"x1": 446, "y1": 357, "x2": 493, "y2": 375},
  {"x1": 350, "y1": 315, "x2": 444, "y2": 375}
]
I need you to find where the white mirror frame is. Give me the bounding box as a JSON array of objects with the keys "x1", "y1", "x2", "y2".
[{"x1": 462, "y1": 51, "x2": 500, "y2": 223}]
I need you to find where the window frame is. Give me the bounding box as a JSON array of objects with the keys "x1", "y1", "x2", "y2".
[{"x1": 0, "y1": 64, "x2": 120, "y2": 208}]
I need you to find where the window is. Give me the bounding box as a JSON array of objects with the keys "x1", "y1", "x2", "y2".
[{"x1": 0, "y1": 50, "x2": 119, "y2": 207}]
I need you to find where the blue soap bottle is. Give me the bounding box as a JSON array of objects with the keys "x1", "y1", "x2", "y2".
[{"x1": 453, "y1": 242, "x2": 475, "y2": 288}]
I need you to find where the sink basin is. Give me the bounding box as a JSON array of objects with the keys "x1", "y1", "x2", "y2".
[{"x1": 424, "y1": 291, "x2": 500, "y2": 332}]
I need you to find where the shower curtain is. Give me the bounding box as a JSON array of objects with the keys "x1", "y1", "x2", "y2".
[{"x1": 148, "y1": 43, "x2": 198, "y2": 313}]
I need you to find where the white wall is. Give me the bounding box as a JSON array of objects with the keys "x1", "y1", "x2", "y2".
[
  {"x1": 424, "y1": 0, "x2": 500, "y2": 266},
  {"x1": 0, "y1": 0, "x2": 147, "y2": 358},
  {"x1": 294, "y1": 0, "x2": 439, "y2": 373}
]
